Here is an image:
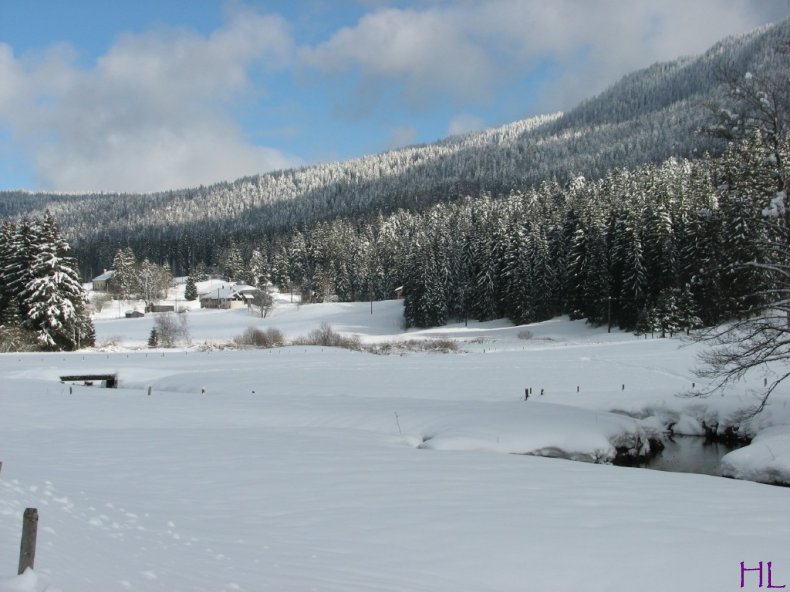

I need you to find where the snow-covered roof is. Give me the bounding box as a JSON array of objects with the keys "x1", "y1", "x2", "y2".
[
  {"x1": 199, "y1": 284, "x2": 259, "y2": 301},
  {"x1": 92, "y1": 270, "x2": 115, "y2": 281}
]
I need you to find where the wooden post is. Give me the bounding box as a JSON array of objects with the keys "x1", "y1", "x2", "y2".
[
  {"x1": 18, "y1": 508, "x2": 38, "y2": 574},
  {"x1": 147, "y1": 386, "x2": 152, "y2": 396}
]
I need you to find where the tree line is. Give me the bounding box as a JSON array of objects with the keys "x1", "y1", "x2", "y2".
[{"x1": 149, "y1": 129, "x2": 784, "y2": 336}]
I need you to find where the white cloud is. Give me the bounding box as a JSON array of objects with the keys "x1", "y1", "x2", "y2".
[
  {"x1": 0, "y1": 0, "x2": 786, "y2": 192},
  {"x1": 0, "y1": 7, "x2": 300, "y2": 193},
  {"x1": 304, "y1": 0, "x2": 788, "y2": 114},
  {"x1": 303, "y1": 7, "x2": 495, "y2": 108},
  {"x1": 448, "y1": 113, "x2": 485, "y2": 136}
]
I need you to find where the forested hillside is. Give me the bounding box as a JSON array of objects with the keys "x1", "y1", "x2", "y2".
[
  {"x1": 0, "y1": 19, "x2": 786, "y2": 275},
  {"x1": 0, "y1": 18, "x2": 788, "y2": 334}
]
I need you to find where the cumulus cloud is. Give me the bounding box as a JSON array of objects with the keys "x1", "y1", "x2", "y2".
[
  {"x1": 303, "y1": 7, "x2": 495, "y2": 108},
  {"x1": 0, "y1": 7, "x2": 300, "y2": 193},
  {"x1": 304, "y1": 0, "x2": 789, "y2": 114}
]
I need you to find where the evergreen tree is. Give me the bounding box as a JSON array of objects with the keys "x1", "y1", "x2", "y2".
[
  {"x1": 248, "y1": 249, "x2": 268, "y2": 287},
  {"x1": 19, "y1": 213, "x2": 92, "y2": 351},
  {"x1": 0, "y1": 221, "x2": 15, "y2": 319},
  {"x1": 404, "y1": 239, "x2": 447, "y2": 328},
  {"x1": 110, "y1": 247, "x2": 138, "y2": 298},
  {"x1": 223, "y1": 243, "x2": 245, "y2": 282},
  {"x1": 717, "y1": 136, "x2": 771, "y2": 317},
  {"x1": 3, "y1": 218, "x2": 37, "y2": 319},
  {"x1": 184, "y1": 274, "x2": 199, "y2": 301}
]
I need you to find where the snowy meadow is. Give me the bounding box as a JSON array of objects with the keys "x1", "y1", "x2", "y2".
[{"x1": 2, "y1": 290, "x2": 790, "y2": 591}]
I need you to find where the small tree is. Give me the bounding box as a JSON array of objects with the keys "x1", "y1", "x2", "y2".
[
  {"x1": 184, "y1": 274, "x2": 199, "y2": 301},
  {"x1": 654, "y1": 289, "x2": 680, "y2": 338},
  {"x1": 138, "y1": 259, "x2": 173, "y2": 310},
  {"x1": 153, "y1": 312, "x2": 190, "y2": 347},
  {"x1": 251, "y1": 287, "x2": 273, "y2": 318},
  {"x1": 110, "y1": 247, "x2": 138, "y2": 298}
]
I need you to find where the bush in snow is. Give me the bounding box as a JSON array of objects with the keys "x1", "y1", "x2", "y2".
[
  {"x1": 233, "y1": 327, "x2": 285, "y2": 348},
  {"x1": 153, "y1": 312, "x2": 190, "y2": 348},
  {"x1": 365, "y1": 338, "x2": 458, "y2": 355},
  {"x1": 293, "y1": 322, "x2": 361, "y2": 350}
]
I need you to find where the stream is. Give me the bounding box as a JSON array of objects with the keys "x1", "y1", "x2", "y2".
[{"x1": 639, "y1": 435, "x2": 742, "y2": 477}]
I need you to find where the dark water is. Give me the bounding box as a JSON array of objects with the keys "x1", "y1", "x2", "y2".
[{"x1": 641, "y1": 436, "x2": 741, "y2": 477}]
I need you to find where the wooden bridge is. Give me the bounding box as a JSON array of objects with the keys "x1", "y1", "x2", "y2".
[{"x1": 59, "y1": 374, "x2": 118, "y2": 388}]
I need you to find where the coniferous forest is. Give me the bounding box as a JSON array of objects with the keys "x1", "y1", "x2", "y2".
[{"x1": 0, "y1": 18, "x2": 788, "y2": 343}]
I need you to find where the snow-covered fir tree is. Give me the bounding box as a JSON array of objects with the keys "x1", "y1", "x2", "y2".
[{"x1": 6, "y1": 213, "x2": 95, "y2": 350}]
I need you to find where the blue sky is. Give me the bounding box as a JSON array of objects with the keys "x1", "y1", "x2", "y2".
[{"x1": 0, "y1": 0, "x2": 787, "y2": 193}]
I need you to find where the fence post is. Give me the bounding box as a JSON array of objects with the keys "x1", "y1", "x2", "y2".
[{"x1": 18, "y1": 508, "x2": 38, "y2": 574}]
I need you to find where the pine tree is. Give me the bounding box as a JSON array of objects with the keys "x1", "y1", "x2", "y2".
[
  {"x1": 3, "y1": 218, "x2": 37, "y2": 319},
  {"x1": 404, "y1": 239, "x2": 447, "y2": 328},
  {"x1": 20, "y1": 213, "x2": 92, "y2": 351},
  {"x1": 0, "y1": 221, "x2": 15, "y2": 319},
  {"x1": 184, "y1": 274, "x2": 199, "y2": 301},
  {"x1": 248, "y1": 249, "x2": 268, "y2": 287},
  {"x1": 223, "y1": 243, "x2": 245, "y2": 282},
  {"x1": 110, "y1": 247, "x2": 138, "y2": 298},
  {"x1": 717, "y1": 136, "x2": 771, "y2": 317}
]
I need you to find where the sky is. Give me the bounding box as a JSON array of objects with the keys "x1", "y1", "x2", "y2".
[{"x1": 0, "y1": 0, "x2": 788, "y2": 194}]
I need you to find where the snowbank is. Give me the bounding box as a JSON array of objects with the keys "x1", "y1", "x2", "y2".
[{"x1": 722, "y1": 426, "x2": 790, "y2": 484}]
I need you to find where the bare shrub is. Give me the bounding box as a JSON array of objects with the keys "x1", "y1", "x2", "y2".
[
  {"x1": 517, "y1": 329, "x2": 534, "y2": 340},
  {"x1": 154, "y1": 312, "x2": 190, "y2": 348},
  {"x1": 293, "y1": 322, "x2": 361, "y2": 350},
  {"x1": 233, "y1": 327, "x2": 285, "y2": 348},
  {"x1": 428, "y1": 338, "x2": 458, "y2": 352},
  {"x1": 91, "y1": 292, "x2": 113, "y2": 313},
  {"x1": 96, "y1": 335, "x2": 124, "y2": 348},
  {"x1": 366, "y1": 338, "x2": 458, "y2": 355}
]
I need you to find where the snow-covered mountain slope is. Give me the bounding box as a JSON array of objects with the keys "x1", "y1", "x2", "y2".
[{"x1": 2, "y1": 18, "x2": 788, "y2": 275}]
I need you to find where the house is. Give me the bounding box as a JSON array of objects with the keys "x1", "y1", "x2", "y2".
[
  {"x1": 92, "y1": 270, "x2": 115, "y2": 292},
  {"x1": 199, "y1": 284, "x2": 259, "y2": 310}
]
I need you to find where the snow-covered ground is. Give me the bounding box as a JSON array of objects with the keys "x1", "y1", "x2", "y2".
[{"x1": 2, "y1": 288, "x2": 790, "y2": 591}]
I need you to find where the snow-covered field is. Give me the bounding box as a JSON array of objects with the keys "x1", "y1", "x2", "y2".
[{"x1": 2, "y1": 289, "x2": 790, "y2": 591}]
